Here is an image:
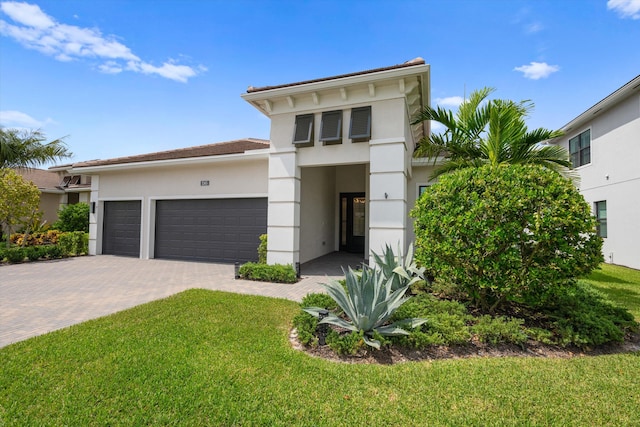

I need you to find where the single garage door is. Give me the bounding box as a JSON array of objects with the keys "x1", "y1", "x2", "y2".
[
  {"x1": 155, "y1": 198, "x2": 267, "y2": 263},
  {"x1": 102, "y1": 200, "x2": 141, "y2": 257}
]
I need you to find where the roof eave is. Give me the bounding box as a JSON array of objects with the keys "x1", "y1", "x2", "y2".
[
  {"x1": 242, "y1": 64, "x2": 431, "y2": 116},
  {"x1": 560, "y1": 74, "x2": 640, "y2": 134},
  {"x1": 69, "y1": 148, "x2": 269, "y2": 173}
]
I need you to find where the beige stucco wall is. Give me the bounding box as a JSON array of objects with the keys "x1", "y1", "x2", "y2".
[{"x1": 39, "y1": 192, "x2": 63, "y2": 225}]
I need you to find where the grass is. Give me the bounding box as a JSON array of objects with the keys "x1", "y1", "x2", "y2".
[
  {"x1": 583, "y1": 263, "x2": 640, "y2": 320},
  {"x1": 1, "y1": 266, "x2": 639, "y2": 426}
]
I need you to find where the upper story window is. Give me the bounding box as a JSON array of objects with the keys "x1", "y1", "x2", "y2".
[
  {"x1": 293, "y1": 114, "x2": 314, "y2": 146},
  {"x1": 349, "y1": 106, "x2": 372, "y2": 142},
  {"x1": 569, "y1": 129, "x2": 591, "y2": 168},
  {"x1": 320, "y1": 110, "x2": 342, "y2": 145},
  {"x1": 595, "y1": 200, "x2": 607, "y2": 238}
]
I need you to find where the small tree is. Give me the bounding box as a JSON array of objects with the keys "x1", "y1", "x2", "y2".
[
  {"x1": 0, "y1": 168, "x2": 41, "y2": 247},
  {"x1": 52, "y1": 202, "x2": 90, "y2": 232},
  {"x1": 411, "y1": 164, "x2": 603, "y2": 313}
]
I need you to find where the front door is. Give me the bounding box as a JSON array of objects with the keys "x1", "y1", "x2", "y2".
[{"x1": 339, "y1": 193, "x2": 366, "y2": 253}]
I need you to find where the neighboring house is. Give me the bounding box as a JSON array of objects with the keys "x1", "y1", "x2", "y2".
[
  {"x1": 60, "y1": 58, "x2": 437, "y2": 264},
  {"x1": 550, "y1": 74, "x2": 640, "y2": 270},
  {"x1": 13, "y1": 168, "x2": 92, "y2": 226}
]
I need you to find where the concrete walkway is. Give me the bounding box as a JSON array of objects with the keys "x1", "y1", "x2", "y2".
[{"x1": 0, "y1": 255, "x2": 351, "y2": 348}]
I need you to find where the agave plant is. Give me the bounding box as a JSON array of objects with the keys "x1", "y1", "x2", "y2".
[
  {"x1": 371, "y1": 242, "x2": 426, "y2": 291},
  {"x1": 304, "y1": 266, "x2": 426, "y2": 349}
]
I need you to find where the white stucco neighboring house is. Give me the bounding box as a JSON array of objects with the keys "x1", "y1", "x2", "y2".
[
  {"x1": 550, "y1": 74, "x2": 640, "y2": 270},
  {"x1": 60, "y1": 58, "x2": 437, "y2": 266}
]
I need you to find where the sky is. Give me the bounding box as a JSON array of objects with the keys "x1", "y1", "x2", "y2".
[{"x1": 1, "y1": 0, "x2": 639, "y2": 166}]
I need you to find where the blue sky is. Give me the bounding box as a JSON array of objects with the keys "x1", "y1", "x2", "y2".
[{"x1": 1, "y1": 0, "x2": 639, "y2": 165}]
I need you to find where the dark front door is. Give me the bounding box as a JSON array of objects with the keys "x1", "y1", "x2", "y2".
[{"x1": 339, "y1": 193, "x2": 366, "y2": 253}]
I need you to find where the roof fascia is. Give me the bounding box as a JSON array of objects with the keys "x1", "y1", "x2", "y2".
[
  {"x1": 242, "y1": 64, "x2": 430, "y2": 114},
  {"x1": 70, "y1": 148, "x2": 269, "y2": 173},
  {"x1": 561, "y1": 75, "x2": 640, "y2": 134}
]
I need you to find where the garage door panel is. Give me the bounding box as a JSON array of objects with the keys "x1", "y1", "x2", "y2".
[
  {"x1": 103, "y1": 201, "x2": 141, "y2": 257},
  {"x1": 155, "y1": 198, "x2": 267, "y2": 263}
]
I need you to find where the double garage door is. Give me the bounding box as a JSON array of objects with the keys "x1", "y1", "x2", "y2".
[{"x1": 102, "y1": 198, "x2": 267, "y2": 263}]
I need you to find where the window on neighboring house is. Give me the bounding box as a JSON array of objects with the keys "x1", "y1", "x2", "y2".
[
  {"x1": 418, "y1": 185, "x2": 429, "y2": 197},
  {"x1": 569, "y1": 129, "x2": 591, "y2": 168},
  {"x1": 69, "y1": 175, "x2": 81, "y2": 185},
  {"x1": 67, "y1": 192, "x2": 80, "y2": 205},
  {"x1": 60, "y1": 176, "x2": 72, "y2": 187},
  {"x1": 320, "y1": 110, "x2": 342, "y2": 145},
  {"x1": 595, "y1": 201, "x2": 607, "y2": 238},
  {"x1": 349, "y1": 106, "x2": 371, "y2": 142},
  {"x1": 293, "y1": 114, "x2": 314, "y2": 146}
]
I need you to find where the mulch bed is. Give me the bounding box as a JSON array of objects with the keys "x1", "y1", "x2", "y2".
[{"x1": 289, "y1": 329, "x2": 640, "y2": 365}]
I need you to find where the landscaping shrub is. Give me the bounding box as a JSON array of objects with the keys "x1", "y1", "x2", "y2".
[
  {"x1": 326, "y1": 330, "x2": 367, "y2": 355},
  {"x1": 238, "y1": 262, "x2": 297, "y2": 283},
  {"x1": 52, "y1": 203, "x2": 89, "y2": 232},
  {"x1": 58, "y1": 231, "x2": 89, "y2": 256},
  {"x1": 24, "y1": 245, "x2": 43, "y2": 261},
  {"x1": 258, "y1": 234, "x2": 267, "y2": 264},
  {"x1": 5, "y1": 247, "x2": 26, "y2": 263},
  {"x1": 471, "y1": 316, "x2": 528, "y2": 345},
  {"x1": 42, "y1": 244, "x2": 64, "y2": 259},
  {"x1": 531, "y1": 281, "x2": 638, "y2": 347},
  {"x1": 411, "y1": 164, "x2": 603, "y2": 313},
  {"x1": 392, "y1": 294, "x2": 472, "y2": 348},
  {"x1": 10, "y1": 230, "x2": 61, "y2": 246},
  {"x1": 292, "y1": 293, "x2": 338, "y2": 346}
]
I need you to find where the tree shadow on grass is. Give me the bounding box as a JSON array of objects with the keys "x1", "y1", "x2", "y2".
[{"x1": 585, "y1": 271, "x2": 631, "y2": 284}]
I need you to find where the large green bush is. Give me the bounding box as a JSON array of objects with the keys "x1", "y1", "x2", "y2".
[
  {"x1": 52, "y1": 203, "x2": 89, "y2": 232},
  {"x1": 411, "y1": 164, "x2": 603, "y2": 313}
]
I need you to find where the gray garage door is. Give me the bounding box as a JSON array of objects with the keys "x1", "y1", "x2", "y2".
[
  {"x1": 102, "y1": 200, "x2": 141, "y2": 257},
  {"x1": 155, "y1": 198, "x2": 267, "y2": 263}
]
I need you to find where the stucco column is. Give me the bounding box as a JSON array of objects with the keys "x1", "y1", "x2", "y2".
[
  {"x1": 267, "y1": 147, "x2": 300, "y2": 265},
  {"x1": 368, "y1": 138, "x2": 407, "y2": 259},
  {"x1": 88, "y1": 175, "x2": 99, "y2": 255}
]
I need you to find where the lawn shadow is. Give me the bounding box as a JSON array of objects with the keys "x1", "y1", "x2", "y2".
[{"x1": 585, "y1": 271, "x2": 631, "y2": 284}]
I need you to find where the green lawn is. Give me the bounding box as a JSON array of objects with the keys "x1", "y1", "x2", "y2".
[
  {"x1": 583, "y1": 263, "x2": 640, "y2": 320},
  {"x1": 1, "y1": 266, "x2": 639, "y2": 426}
]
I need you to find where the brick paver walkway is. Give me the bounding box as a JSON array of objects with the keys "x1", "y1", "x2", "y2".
[{"x1": 1, "y1": 256, "x2": 337, "y2": 348}]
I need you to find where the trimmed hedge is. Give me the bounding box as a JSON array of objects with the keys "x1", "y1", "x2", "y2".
[{"x1": 238, "y1": 262, "x2": 297, "y2": 283}]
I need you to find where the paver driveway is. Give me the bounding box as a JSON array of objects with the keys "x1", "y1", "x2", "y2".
[{"x1": 1, "y1": 255, "x2": 334, "y2": 348}]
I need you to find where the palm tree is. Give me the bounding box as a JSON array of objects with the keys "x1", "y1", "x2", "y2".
[
  {"x1": 0, "y1": 128, "x2": 72, "y2": 169},
  {"x1": 412, "y1": 87, "x2": 571, "y2": 179}
]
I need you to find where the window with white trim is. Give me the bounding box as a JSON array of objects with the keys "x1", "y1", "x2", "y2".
[
  {"x1": 569, "y1": 129, "x2": 591, "y2": 168},
  {"x1": 595, "y1": 200, "x2": 607, "y2": 238}
]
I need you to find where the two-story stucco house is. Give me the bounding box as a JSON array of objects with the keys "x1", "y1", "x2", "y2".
[
  {"x1": 64, "y1": 58, "x2": 437, "y2": 266},
  {"x1": 551, "y1": 75, "x2": 640, "y2": 270}
]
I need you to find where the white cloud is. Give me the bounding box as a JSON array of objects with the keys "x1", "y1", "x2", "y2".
[
  {"x1": 0, "y1": 1, "x2": 204, "y2": 82},
  {"x1": 514, "y1": 61, "x2": 559, "y2": 80},
  {"x1": 435, "y1": 96, "x2": 465, "y2": 107},
  {"x1": 0, "y1": 110, "x2": 50, "y2": 127},
  {"x1": 525, "y1": 22, "x2": 544, "y2": 34},
  {"x1": 608, "y1": 0, "x2": 640, "y2": 19},
  {"x1": 430, "y1": 121, "x2": 445, "y2": 133}
]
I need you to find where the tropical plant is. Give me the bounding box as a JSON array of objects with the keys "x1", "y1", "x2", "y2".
[
  {"x1": 304, "y1": 267, "x2": 426, "y2": 349},
  {"x1": 52, "y1": 202, "x2": 89, "y2": 232},
  {"x1": 0, "y1": 128, "x2": 72, "y2": 169},
  {"x1": 0, "y1": 168, "x2": 41, "y2": 247},
  {"x1": 411, "y1": 87, "x2": 571, "y2": 179},
  {"x1": 411, "y1": 164, "x2": 603, "y2": 313},
  {"x1": 371, "y1": 242, "x2": 425, "y2": 290}
]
